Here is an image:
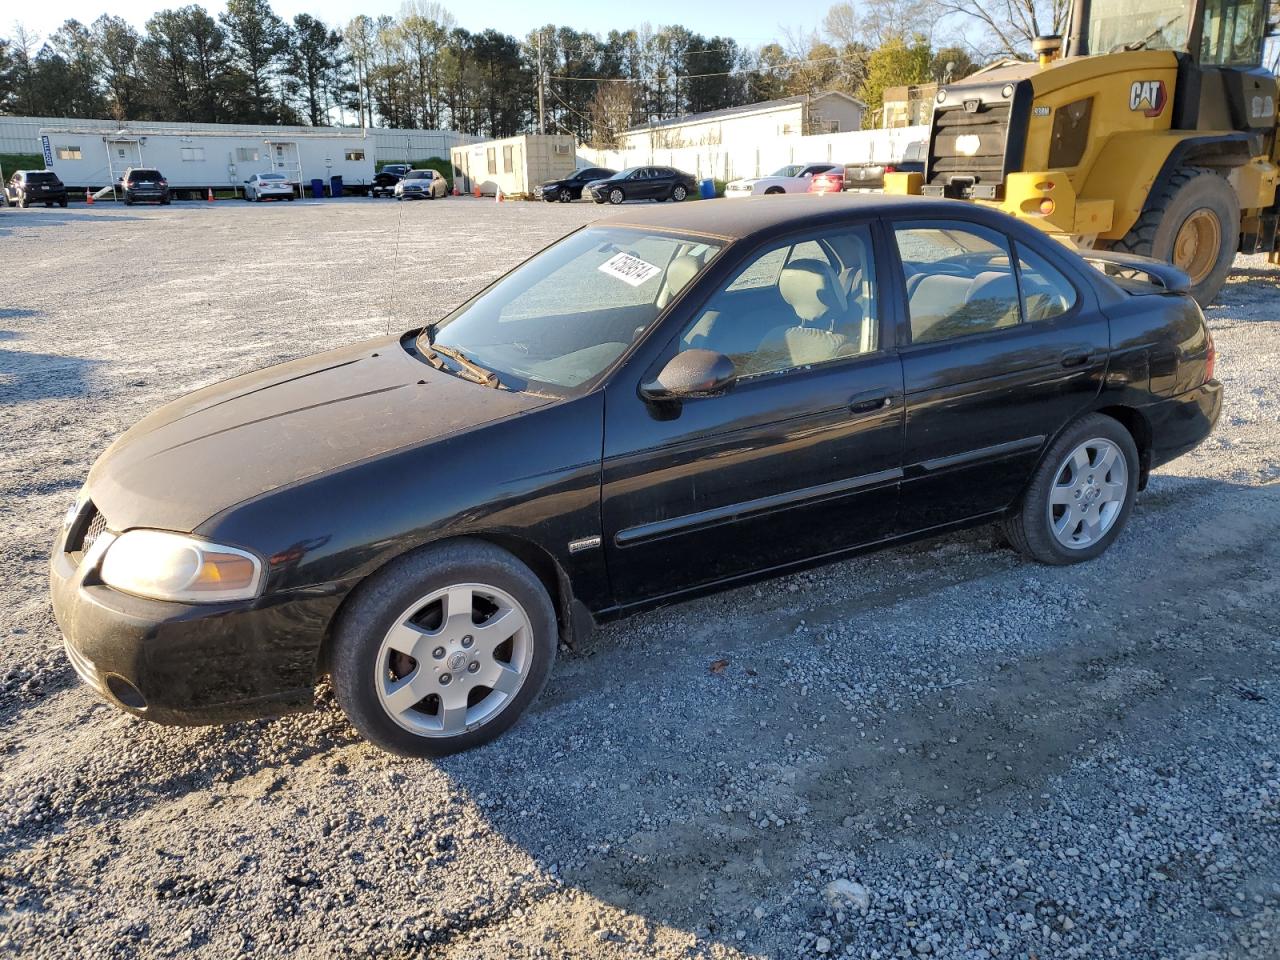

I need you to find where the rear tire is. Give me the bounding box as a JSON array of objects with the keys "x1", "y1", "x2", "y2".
[
  {"x1": 1004, "y1": 414, "x2": 1139, "y2": 565},
  {"x1": 672, "y1": 185, "x2": 688, "y2": 202},
  {"x1": 1110, "y1": 166, "x2": 1238, "y2": 307},
  {"x1": 331, "y1": 539, "x2": 557, "y2": 757}
]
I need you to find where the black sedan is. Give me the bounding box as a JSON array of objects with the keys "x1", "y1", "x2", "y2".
[
  {"x1": 535, "y1": 166, "x2": 617, "y2": 202},
  {"x1": 51, "y1": 195, "x2": 1221, "y2": 757},
  {"x1": 588, "y1": 166, "x2": 699, "y2": 204}
]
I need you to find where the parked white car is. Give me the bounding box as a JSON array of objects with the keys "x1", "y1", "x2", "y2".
[
  {"x1": 244, "y1": 173, "x2": 296, "y2": 202},
  {"x1": 723, "y1": 163, "x2": 841, "y2": 198}
]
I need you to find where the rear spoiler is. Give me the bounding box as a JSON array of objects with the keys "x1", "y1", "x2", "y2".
[{"x1": 1079, "y1": 250, "x2": 1191, "y2": 295}]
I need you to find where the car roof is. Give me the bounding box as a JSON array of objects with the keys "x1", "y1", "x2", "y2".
[{"x1": 602, "y1": 193, "x2": 994, "y2": 242}]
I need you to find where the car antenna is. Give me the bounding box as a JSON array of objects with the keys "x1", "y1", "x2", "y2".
[{"x1": 385, "y1": 187, "x2": 406, "y2": 336}]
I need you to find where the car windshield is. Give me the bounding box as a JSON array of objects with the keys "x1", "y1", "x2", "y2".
[
  {"x1": 768, "y1": 165, "x2": 804, "y2": 178},
  {"x1": 259, "y1": 174, "x2": 285, "y2": 181},
  {"x1": 423, "y1": 227, "x2": 725, "y2": 391},
  {"x1": 607, "y1": 168, "x2": 641, "y2": 181},
  {"x1": 406, "y1": 171, "x2": 431, "y2": 179}
]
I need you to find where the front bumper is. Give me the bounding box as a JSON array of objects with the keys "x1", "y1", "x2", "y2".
[
  {"x1": 1142, "y1": 379, "x2": 1224, "y2": 471},
  {"x1": 50, "y1": 528, "x2": 349, "y2": 726}
]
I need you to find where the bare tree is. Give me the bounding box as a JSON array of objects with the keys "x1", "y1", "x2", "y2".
[{"x1": 932, "y1": 0, "x2": 1068, "y2": 56}]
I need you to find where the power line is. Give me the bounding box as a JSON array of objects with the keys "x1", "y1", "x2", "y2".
[{"x1": 548, "y1": 49, "x2": 864, "y2": 84}]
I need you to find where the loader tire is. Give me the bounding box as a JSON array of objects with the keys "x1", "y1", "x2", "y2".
[{"x1": 1111, "y1": 166, "x2": 1238, "y2": 307}]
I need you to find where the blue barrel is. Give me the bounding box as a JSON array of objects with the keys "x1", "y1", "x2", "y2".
[
  {"x1": 329, "y1": 175, "x2": 343, "y2": 198},
  {"x1": 699, "y1": 177, "x2": 715, "y2": 200},
  {"x1": 310, "y1": 178, "x2": 324, "y2": 199}
]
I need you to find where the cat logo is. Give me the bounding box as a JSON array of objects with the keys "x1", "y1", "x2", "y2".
[{"x1": 1129, "y1": 80, "x2": 1167, "y2": 118}]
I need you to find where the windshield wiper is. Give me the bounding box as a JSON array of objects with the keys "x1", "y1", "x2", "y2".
[
  {"x1": 1116, "y1": 14, "x2": 1181, "y2": 51},
  {"x1": 430, "y1": 343, "x2": 502, "y2": 389}
]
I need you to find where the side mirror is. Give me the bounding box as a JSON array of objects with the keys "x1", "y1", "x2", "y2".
[{"x1": 640, "y1": 349, "x2": 736, "y2": 401}]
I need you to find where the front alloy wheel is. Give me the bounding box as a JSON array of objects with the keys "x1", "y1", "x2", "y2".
[
  {"x1": 609, "y1": 188, "x2": 624, "y2": 205},
  {"x1": 374, "y1": 583, "x2": 532, "y2": 738},
  {"x1": 331, "y1": 539, "x2": 557, "y2": 756}
]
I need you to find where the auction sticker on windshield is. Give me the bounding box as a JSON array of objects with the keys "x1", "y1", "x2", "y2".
[{"x1": 599, "y1": 252, "x2": 662, "y2": 287}]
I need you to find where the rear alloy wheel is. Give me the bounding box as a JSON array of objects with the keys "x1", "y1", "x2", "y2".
[
  {"x1": 331, "y1": 539, "x2": 556, "y2": 757},
  {"x1": 1004, "y1": 414, "x2": 1139, "y2": 564},
  {"x1": 672, "y1": 185, "x2": 688, "y2": 202},
  {"x1": 609, "y1": 188, "x2": 625, "y2": 205}
]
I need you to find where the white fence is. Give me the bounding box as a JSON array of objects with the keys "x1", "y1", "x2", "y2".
[{"x1": 579, "y1": 125, "x2": 929, "y2": 182}]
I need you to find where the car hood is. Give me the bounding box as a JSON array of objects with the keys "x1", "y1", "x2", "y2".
[{"x1": 86, "y1": 336, "x2": 550, "y2": 533}]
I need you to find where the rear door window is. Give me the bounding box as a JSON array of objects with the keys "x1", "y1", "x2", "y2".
[{"x1": 893, "y1": 223, "x2": 1021, "y2": 344}]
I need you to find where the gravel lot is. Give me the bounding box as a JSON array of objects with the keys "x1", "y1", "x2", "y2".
[{"x1": 1, "y1": 197, "x2": 1277, "y2": 960}]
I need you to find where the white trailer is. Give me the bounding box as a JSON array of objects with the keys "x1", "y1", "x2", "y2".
[{"x1": 38, "y1": 125, "x2": 376, "y2": 197}]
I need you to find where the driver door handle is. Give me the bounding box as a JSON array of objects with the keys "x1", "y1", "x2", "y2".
[
  {"x1": 1061, "y1": 351, "x2": 1092, "y2": 368},
  {"x1": 848, "y1": 390, "x2": 893, "y2": 414}
]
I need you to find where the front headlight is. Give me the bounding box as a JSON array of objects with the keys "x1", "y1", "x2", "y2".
[{"x1": 99, "y1": 530, "x2": 265, "y2": 603}]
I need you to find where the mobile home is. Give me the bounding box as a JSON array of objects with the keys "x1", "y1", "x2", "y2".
[
  {"x1": 39, "y1": 124, "x2": 375, "y2": 196},
  {"x1": 450, "y1": 134, "x2": 577, "y2": 197}
]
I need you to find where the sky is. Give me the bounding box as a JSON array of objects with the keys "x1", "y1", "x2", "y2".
[{"x1": 13, "y1": 0, "x2": 838, "y2": 48}]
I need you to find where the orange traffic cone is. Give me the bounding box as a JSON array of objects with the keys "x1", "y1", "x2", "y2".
[
  {"x1": 207, "y1": 187, "x2": 215, "y2": 202},
  {"x1": 495, "y1": 187, "x2": 503, "y2": 204},
  {"x1": 473, "y1": 184, "x2": 481, "y2": 198},
  {"x1": 85, "y1": 188, "x2": 94, "y2": 205}
]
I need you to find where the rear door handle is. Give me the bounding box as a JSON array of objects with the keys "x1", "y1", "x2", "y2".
[
  {"x1": 848, "y1": 390, "x2": 893, "y2": 414},
  {"x1": 1061, "y1": 351, "x2": 1092, "y2": 368}
]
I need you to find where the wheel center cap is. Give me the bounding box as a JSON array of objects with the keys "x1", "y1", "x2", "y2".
[
  {"x1": 1084, "y1": 486, "x2": 1101, "y2": 503},
  {"x1": 447, "y1": 651, "x2": 468, "y2": 671}
]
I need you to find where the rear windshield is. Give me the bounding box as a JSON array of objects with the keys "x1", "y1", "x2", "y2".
[
  {"x1": 128, "y1": 170, "x2": 162, "y2": 180},
  {"x1": 259, "y1": 174, "x2": 285, "y2": 180},
  {"x1": 27, "y1": 172, "x2": 61, "y2": 184}
]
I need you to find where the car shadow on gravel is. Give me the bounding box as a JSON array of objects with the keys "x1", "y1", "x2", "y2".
[
  {"x1": 419, "y1": 477, "x2": 1278, "y2": 952},
  {"x1": 0, "y1": 330, "x2": 100, "y2": 406}
]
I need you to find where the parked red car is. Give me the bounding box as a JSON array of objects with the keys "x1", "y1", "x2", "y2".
[{"x1": 807, "y1": 169, "x2": 845, "y2": 194}]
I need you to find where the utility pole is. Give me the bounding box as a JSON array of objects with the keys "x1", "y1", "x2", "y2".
[{"x1": 536, "y1": 29, "x2": 546, "y2": 135}]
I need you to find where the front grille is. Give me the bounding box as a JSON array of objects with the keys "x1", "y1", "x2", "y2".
[
  {"x1": 80, "y1": 508, "x2": 107, "y2": 555},
  {"x1": 927, "y1": 102, "x2": 1011, "y2": 194}
]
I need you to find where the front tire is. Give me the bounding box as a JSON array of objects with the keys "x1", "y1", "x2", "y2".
[
  {"x1": 1004, "y1": 414, "x2": 1139, "y2": 565},
  {"x1": 608, "y1": 188, "x2": 625, "y2": 205},
  {"x1": 1111, "y1": 166, "x2": 1238, "y2": 307},
  {"x1": 331, "y1": 539, "x2": 557, "y2": 757}
]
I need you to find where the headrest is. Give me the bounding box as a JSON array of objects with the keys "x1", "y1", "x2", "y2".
[
  {"x1": 658, "y1": 255, "x2": 703, "y2": 308},
  {"x1": 779, "y1": 258, "x2": 845, "y2": 323}
]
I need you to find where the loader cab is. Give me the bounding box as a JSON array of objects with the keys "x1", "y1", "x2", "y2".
[{"x1": 1066, "y1": 0, "x2": 1269, "y2": 64}]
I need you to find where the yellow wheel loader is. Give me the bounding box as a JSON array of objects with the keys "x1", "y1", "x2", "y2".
[{"x1": 888, "y1": 0, "x2": 1279, "y2": 304}]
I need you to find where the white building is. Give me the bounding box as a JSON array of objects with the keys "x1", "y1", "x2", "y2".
[
  {"x1": 620, "y1": 92, "x2": 866, "y2": 155},
  {"x1": 450, "y1": 134, "x2": 577, "y2": 197},
  {"x1": 39, "y1": 123, "x2": 375, "y2": 193},
  {"x1": 0, "y1": 114, "x2": 477, "y2": 192}
]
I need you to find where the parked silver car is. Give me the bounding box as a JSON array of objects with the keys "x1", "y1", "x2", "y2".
[
  {"x1": 395, "y1": 169, "x2": 448, "y2": 200},
  {"x1": 244, "y1": 173, "x2": 296, "y2": 202}
]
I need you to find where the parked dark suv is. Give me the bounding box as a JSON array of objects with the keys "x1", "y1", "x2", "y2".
[
  {"x1": 5, "y1": 170, "x2": 68, "y2": 208},
  {"x1": 120, "y1": 168, "x2": 171, "y2": 205}
]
